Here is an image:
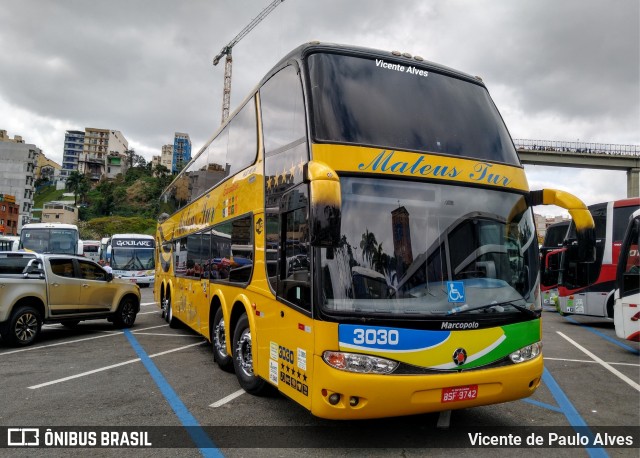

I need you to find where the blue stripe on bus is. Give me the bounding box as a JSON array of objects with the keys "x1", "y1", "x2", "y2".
[
  {"x1": 543, "y1": 368, "x2": 608, "y2": 458},
  {"x1": 124, "y1": 329, "x2": 222, "y2": 457},
  {"x1": 564, "y1": 316, "x2": 640, "y2": 355}
]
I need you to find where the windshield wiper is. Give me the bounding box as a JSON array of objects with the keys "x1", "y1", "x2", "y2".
[{"x1": 447, "y1": 301, "x2": 538, "y2": 317}]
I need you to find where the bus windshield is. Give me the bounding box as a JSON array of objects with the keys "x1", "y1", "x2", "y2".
[
  {"x1": 111, "y1": 247, "x2": 155, "y2": 271},
  {"x1": 21, "y1": 228, "x2": 78, "y2": 254},
  {"x1": 320, "y1": 177, "x2": 538, "y2": 317},
  {"x1": 307, "y1": 52, "x2": 519, "y2": 165}
]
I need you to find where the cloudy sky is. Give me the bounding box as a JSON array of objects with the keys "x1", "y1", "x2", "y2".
[{"x1": 1, "y1": 0, "x2": 638, "y2": 216}]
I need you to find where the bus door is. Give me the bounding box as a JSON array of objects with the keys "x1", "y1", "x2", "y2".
[
  {"x1": 560, "y1": 237, "x2": 605, "y2": 315},
  {"x1": 542, "y1": 247, "x2": 565, "y2": 305},
  {"x1": 257, "y1": 62, "x2": 314, "y2": 405},
  {"x1": 259, "y1": 185, "x2": 314, "y2": 408}
]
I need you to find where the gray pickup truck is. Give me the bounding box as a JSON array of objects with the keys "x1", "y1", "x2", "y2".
[{"x1": 0, "y1": 252, "x2": 141, "y2": 346}]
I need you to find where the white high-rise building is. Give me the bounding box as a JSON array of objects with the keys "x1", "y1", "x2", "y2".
[{"x1": 0, "y1": 131, "x2": 39, "y2": 232}]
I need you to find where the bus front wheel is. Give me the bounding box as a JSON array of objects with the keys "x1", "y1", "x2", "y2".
[{"x1": 232, "y1": 313, "x2": 272, "y2": 396}]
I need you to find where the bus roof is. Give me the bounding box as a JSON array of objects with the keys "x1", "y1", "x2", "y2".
[
  {"x1": 110, "y1": 234, "x2": 154, "y2": 239},
  {"x1": 22, "y1": 223, "x2": 79, "y2": 230},
  {"x1": 164, "y1": 42, "x2": 486, "y2": 198},
  {"x1": 613, "y1": 197, "x2": 640, "y2": 209},
  {"x1": 267, "y1": 42, "x2": 483, "y2": 89}
]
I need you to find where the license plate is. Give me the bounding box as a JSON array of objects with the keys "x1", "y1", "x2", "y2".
[
  {"x1": 129, "y1": 278, "x2": 137, "y2": 283},
  {"x1": 441, "y1": 385, "x2": 478, "y2": 403}
]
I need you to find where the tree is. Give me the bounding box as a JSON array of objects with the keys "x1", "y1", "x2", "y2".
[
  {"x1": 66, "y1": 171, "x2": 90, "y2": 206},
  {"x1": 360, "y1": 229, "x2": 378, "y2": 267},
  {"x1": 372, "y1": 243, "x2": 390, "y2": 273},
  {"x1": 153, "y1": 163, "x2": 170, "y2": 178},
  {"x1": 125, "y1": 148, "x2": 136, "y2": 168}
]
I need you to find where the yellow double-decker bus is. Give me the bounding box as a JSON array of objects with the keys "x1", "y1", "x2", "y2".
[{"x1": 155, "y1": 42, "x2": 595, "y2": 420}]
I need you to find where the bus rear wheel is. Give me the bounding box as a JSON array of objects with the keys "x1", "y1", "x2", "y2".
[
  {"x1": 165, "y1": 296, "x2": 178, "y2": 328},
  {"x1": 232, "y1": 313, "x2": 272, "y2": 396},
  {"x1": 212, "y1": 307, "x2": 234, "y2": 372}
]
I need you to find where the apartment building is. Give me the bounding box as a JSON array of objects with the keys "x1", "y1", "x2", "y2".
[
  {"x1": 161, "y1": 144, "x2": 173, "y2": 171},
  {"x1": 61, "y1": 130, "x2": 85, "y2": 179},
  {"x1": 35, "y1": 153, "x2": 61, "y2": 184},
  {"x1": 41, "y1": 201, "x2": 78, "y2": 225},
  {"x1": 0, "y1": 194, "x2": 20, "y2": 236},
  {"x1": 172, "y1": 132, "x2": 192, "y2": 173},
  {"x1": 77, "y1": 128, "x2": 129, "y2": 181},
  {"x1": 0, "y1": 133, "x2": 38, "y2": 232}
]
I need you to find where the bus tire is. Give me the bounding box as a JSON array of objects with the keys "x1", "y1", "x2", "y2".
[
  {"x1": 606, "y1": 296, "x2": 614, "y2": 319},
  {"x1": 232, "y1": 313, "x2": 272, "y2": 396},
  {"x1": 166, "y1": 299, "x2": 179, "y2": 329},
  {"x1": 1, "y1": 305, "x2": 41, "y2": 346},
  {"x1": 212, "y1": 307, "x2": 234, "y2": 372},
  {"x1": 161, "y1": 295, "x2": 168, "y2": 319}
]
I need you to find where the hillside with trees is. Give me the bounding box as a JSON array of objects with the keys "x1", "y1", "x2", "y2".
[{"x1": 36, "y1": 150, "x2": 174, "y2": 239}]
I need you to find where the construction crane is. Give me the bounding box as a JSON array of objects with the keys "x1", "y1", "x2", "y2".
[{"x1": 213, "y1": 0, "x2": 285, "y2": 124}]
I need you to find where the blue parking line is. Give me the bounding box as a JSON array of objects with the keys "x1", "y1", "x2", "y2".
[
  {"x1": 542, "y1": 368, "x2": 608, "y2": 458},
  {"x1": 124, "y1": 330, "x2": 222, "y2": 458},
  {"x1": 521, "y1": 397, "x2": 563, "y2": 413},
  {"x1": 564, "y1": 316, "x2": 640, "y2": 355}
]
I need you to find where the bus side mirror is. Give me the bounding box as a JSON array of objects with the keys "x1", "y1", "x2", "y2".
[
  {"x1": 574, "y1": 222, "x2": 596, "y2": 263},
  {"x1": 529, "y1": 189, "x2": 596, "y2": 263},
  {"x1": 305, "y1": 161, "x2": 341, "y2": 247}
]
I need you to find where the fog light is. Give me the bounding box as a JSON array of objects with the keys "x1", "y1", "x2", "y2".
[
  {"x1": 328, "y1": 393, "x2": 340, "y2": 405},
  {"x1": 349, "y1": 396, "x2": 359, "y2": 407}
]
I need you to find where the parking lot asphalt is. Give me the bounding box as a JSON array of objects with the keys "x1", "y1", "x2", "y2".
[{"x1": 1, "y1": 288, "x2": 638, "y2": 457}]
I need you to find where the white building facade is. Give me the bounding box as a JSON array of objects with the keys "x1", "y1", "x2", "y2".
[{"x1": 0, "y1": 138, "x2": 39, "y2": 232}]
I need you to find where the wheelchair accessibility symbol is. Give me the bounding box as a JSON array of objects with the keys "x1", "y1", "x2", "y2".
[{"x1": 446, "y1": 281, "x2": 466, "y2": 303}]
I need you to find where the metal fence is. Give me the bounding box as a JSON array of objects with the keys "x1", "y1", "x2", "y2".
[{"x1": 513, "y1": 139, "x2": 639, "y2": 156}]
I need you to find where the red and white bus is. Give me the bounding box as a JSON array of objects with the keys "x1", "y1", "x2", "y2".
[
  {"x1": 539, "y1": 220, "x2": 570, "y2": 307},
  {"x1": 614, "y1": 209, "x2": 640, "y2": 341},
  {"x1": 557, "y1": 198, "x2": 640, "y2": 318}
]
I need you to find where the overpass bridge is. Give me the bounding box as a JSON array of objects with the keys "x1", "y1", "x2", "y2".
[{"x1": 514, "y1": 139, "x2": 640, "y2": 197}]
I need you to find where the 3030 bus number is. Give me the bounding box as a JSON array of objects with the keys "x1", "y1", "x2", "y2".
[{"x1": 353, "y1": 328, "x2": 399, "y2": 345}]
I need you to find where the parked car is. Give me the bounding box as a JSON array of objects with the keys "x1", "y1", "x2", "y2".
[{"x1": 0, "y1": 252, "x2": 141, "y2": 346}]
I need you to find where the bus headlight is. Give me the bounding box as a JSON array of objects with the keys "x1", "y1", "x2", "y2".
[
  {"x1": 322, "y1": 351, "x2": 398, "y2": 374},
  {"x1": 509, "y1": 342, "x2": 542, "y2": 363}
]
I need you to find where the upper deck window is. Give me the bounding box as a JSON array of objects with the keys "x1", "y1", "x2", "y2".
[{"x1": 307, "y1": 53, "x2": 520, "y2": 165}]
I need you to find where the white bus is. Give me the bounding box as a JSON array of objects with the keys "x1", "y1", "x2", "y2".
[
  {"x1": 81, "y1": 240, "x2": 101, "y2": 262},
  {"x1": 106, "y1": 234, "x2": 155, "y2": 287},
  {"x1": 614, "y1": 209, "x2": 640, "y2": 342},
  {"x1": 0, "y1": 235, "x2": 20, "y2": 251},
  {"x1": 98, "y1": 237, "x2": 110, "y2": 263},
  {"x1": 19, "y1": 223, "x2": 83, "y2": 255}
]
